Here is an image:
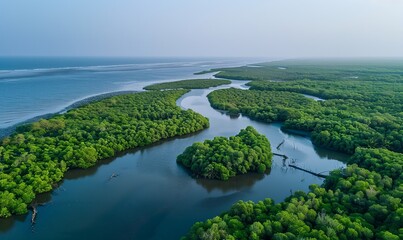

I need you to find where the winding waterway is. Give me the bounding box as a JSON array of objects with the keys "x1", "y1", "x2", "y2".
[{"x1": 0, "y1": 81, "x2": 348, "y2": 240}]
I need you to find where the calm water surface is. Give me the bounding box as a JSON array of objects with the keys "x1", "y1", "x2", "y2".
[
  {"x1": 0, "y1": 80, "x2": 347, "y2": 240},
  {"x1": 0, "y1": 57, "x2": 260, "y2": 129}
]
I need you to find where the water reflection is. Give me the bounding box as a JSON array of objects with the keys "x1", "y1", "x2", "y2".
[
  {"x1": 0, "y1": 215, "x2": 27, "y2": 233},
  {"x1": 195, "y1": 172, "x2": 266, "y2": 193},
  {"x1": 313, "y1": 144, "x2": 350, "y2": 160},
  {"x1": 197, "y1": 191, "x2": 248, "y2": 209}
]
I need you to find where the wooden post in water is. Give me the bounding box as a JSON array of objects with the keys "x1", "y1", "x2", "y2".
[
  {"x1": 288, "y1": 164, "x2": 327, "y2": 178},
  {"x1": 31, "y1": 205, "x2": 38, "y2": 225},
  {"x1": 276, "y1": 139, "x2": 285, "y2": 150},
  {"x1": 273, "y1": 153, "x2": 288, "y2": 160}
]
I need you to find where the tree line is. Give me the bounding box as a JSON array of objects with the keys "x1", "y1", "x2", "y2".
[
  {"x1": 209, "y1": 60, "x2": 403, "y2": 82},
  {"x1": 144, "y1": 79, "x2": 231, "y2": 90},
  {"x1": 208, "y1": 88, "x2": 402, "y2": 154}
]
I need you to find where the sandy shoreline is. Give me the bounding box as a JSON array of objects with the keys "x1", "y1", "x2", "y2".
[{"x1": 0, "y1": 90, "x2": 139, "y2": 138}]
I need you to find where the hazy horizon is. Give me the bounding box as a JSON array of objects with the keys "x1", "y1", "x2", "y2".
[{"x1": 1, "y1": 0, "x2": 403, "y2": 58}]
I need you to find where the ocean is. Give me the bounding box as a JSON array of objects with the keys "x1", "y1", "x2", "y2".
[{"x1": 0, "y1": 57, "x2": 260, "y2": 130}]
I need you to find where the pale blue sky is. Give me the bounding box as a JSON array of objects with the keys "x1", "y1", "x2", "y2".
[{"x1": 1, "y1": 0, "x2": 402, "y2": 57}]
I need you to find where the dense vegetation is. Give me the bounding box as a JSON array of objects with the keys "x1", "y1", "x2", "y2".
[
  {"x1": 0, "y1": 90, "x2": 209, "y2": 217},
  {"x1": 208, "y1": 88, "x2": 402, "y2": 154},
  {"x1": 177, "y1": 126, "x2": 272, "y2": 180},
  {"x1": 201, "y1": 59, "x2": 403, "y2": 82},
  {"x1": 247, "y1": 79, "x2": 402, "y2": 103},
  {"x1": 144, "y1": 79, "x2": 231, "y2": 90},
  {"x1": 183, "y1": 148, "x2": 402, "y2": 240},
  {"x1": 184, "y1": 61, "x2": 403, "y2": 239}
]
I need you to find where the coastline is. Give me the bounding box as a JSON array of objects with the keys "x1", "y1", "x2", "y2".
[
  {"x1": 0, "y1": 71, "x2": 221, "y2": 139},
  {"x1": 0, "y1": 90, "x2": 139, "y2": 139}
]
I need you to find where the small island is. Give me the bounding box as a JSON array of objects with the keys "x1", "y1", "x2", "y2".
[
  {"x1": 143, "y1": 79, "x2": 231, "y2": 90},
  {"x1": 177, "y1": 126, "x2": 272, "y2": 180}
]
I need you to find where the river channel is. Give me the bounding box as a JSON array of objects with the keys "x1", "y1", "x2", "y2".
[{"x1": 0, "y1": 81, "x2": 348, "y2": 240}]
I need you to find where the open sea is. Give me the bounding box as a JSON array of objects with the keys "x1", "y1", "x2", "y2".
[{"x1": 0, "y1": 57, "x2": 262, "y2": 130}]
